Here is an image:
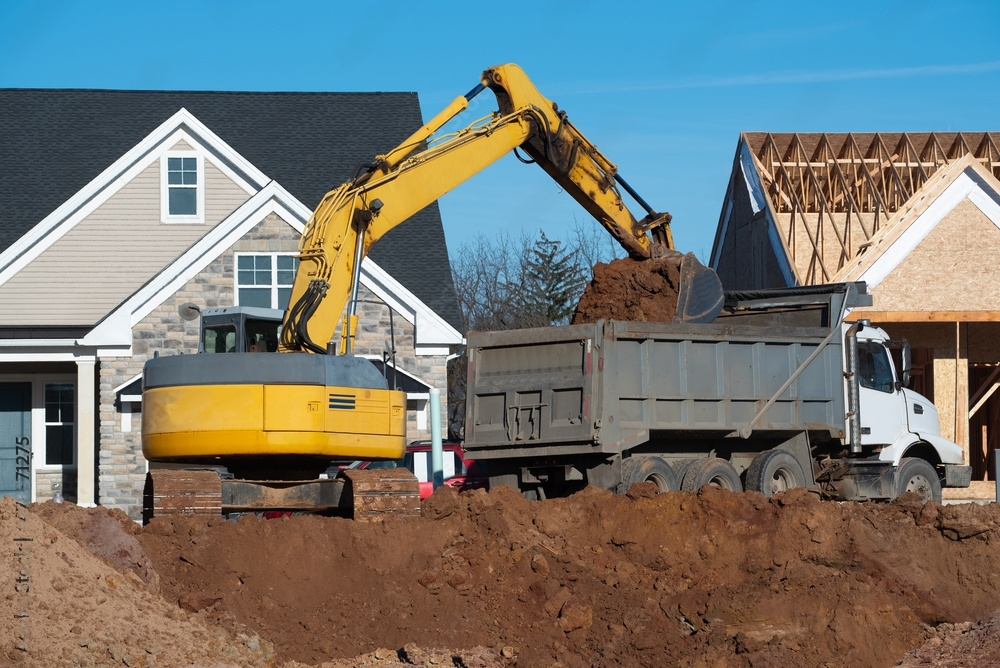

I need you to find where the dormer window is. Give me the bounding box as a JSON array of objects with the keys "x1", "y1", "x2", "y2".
[{"x1": 161, "y1": 151, "x2": 204, "y2": 223}]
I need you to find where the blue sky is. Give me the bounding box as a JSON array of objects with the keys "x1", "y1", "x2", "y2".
[{"x1": 2, "y1": 0, "x2": 998, "y2": 262}]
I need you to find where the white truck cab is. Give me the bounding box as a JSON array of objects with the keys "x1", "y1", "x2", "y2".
[{"x1": 853, "y1": 323, "x2": 969, "y2": 492}]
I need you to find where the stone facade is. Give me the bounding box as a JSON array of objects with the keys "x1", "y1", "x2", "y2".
[{"x1": 95, "y1": 213, "x2": 449, "y2": 519}]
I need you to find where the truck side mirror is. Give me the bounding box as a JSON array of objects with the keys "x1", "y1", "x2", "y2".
[{"x1": 901, "y1": 338, "x2": 912, "y2": 388}]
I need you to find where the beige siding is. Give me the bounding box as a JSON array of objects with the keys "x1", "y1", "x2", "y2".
[
  {"x1": 0, "y1": 157, "x2": 250, "y2": 325},
  {"x1": 870, "y1": 198, "x2": 1000, "y2": 313}
]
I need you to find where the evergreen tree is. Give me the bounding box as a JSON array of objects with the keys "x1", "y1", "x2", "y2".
[{"x1": 524, "y1": 230, "x2": 585, "y2": 326}]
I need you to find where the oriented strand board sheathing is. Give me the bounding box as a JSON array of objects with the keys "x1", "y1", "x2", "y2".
[{"x1": 871, "y1": 198, "x2": 1000, "y2": 312}]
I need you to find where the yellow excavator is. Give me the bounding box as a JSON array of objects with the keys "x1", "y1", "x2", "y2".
[{"x1": 140, "y1": 64, "x2": 724, "y2": 520}]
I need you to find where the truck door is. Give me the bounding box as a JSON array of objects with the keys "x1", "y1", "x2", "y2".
[{"x1": 857, "y1": 340, "x2": 906, "y2": 445}]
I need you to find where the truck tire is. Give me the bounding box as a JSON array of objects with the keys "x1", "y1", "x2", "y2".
[
  {"x1": 680, "y1": 457, "x2": 743, "y2": 493},
  {"x1": 895, "y1": 458, "x2": 942, "y2": 504},
  {"x1": 745, "y1": 449, "x2": 806, "y2": 497},
  {"x1": 622, "y1": 456, "x2": 678, "y2": 493},
  {"x1": 671, "y1": 459, "x2": 697, "y2": 485}
]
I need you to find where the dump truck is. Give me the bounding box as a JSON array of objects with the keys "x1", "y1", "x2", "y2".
[{"x1": 463, "y1": 282, "x2": 972, "y2": 503}]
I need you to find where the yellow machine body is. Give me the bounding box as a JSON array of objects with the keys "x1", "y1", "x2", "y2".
[{"x1": 142, "y1": 383, "x2": 406, "y2": 461}]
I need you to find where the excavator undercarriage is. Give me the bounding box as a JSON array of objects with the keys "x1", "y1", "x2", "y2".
[{"x1": 144, "y1": 467, "x2": 420, "y2": 523}]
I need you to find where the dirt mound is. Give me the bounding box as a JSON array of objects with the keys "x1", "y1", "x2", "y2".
[
  {"x1": 1, "y1": 497, "x2": 275, "y2": 667},
  {"x1": 25, "y1": 488, "x2": 1000, "y2": 667},
  {"x1": 572, "y1": 253, "x2": 682, "y2": 324}
]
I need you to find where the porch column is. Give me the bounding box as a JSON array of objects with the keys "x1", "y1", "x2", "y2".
[{"x1": 76, "y1": 357, "x2": 96, "y2": 507}]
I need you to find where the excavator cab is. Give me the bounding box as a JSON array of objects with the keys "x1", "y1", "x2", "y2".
[{"x1": 199, "y1": 306, "x2": 284, "y2": 354}]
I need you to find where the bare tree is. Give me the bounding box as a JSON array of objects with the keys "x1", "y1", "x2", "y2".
[
  {"x1": 448, "y1": 224, "x2": 627, "y2": 439},
  {"x1": 568, "y1": 215, "x2": 627, "y2": 281}
]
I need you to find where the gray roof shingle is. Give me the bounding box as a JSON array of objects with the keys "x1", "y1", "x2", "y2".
[{"x1": 0, "y1": 89, "x2": 462, "y2": 331}]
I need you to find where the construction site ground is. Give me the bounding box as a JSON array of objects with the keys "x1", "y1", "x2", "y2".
[{"x1": 5, "y1": 486, "x2": 1000, "y2": 667}]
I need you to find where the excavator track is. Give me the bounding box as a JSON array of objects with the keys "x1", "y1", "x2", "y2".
[{"x1": 144, "y1": 468, "x2": 420, "y2": 523}]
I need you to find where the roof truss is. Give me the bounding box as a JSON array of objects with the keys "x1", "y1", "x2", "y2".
[{"x1": 746, "y1": 132, "x2": 1000, "y2": 284}]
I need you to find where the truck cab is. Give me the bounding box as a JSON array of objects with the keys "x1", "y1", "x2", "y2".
[{"x1": 853, "y1": 324, "x2": 966, "y2": 476}]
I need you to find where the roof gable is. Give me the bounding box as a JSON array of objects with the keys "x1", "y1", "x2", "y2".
[
  {"x1": 711, "y1": 131, "x2": 1000, "y2": 290},
  {"x1": 0, "y1": 89, "x2": 462, "y2": 330},
  {"x1": 834, "y1": 155, "x2": 1000, "y2": 287}
]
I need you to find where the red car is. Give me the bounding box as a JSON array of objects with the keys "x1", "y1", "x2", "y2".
[{"x1": 403, "y1": 442, "x2": 489, "y2": 500}]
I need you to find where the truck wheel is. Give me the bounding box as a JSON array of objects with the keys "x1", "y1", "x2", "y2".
[
  {"x1": 680, "y1": 457, "x2": 743, "y2": 493},
  {"x1": 622, "y1": 456, "x2": 678, "y2": 493},
  {"x1": 895, "y1": 458, "x2": 942, "y2": 504},
  {"x1": 745, "y1": 449, "x2": 806, "y2": 497},
  {"x1": 671, "y1": 459, "x2": 697, "y2": 485}
]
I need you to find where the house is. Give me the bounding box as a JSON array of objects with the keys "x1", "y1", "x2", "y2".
[
  {"x1": 0, "y1": 89, "x2": 464, "y2": 519},
  {"x1": 710, "y1": 132, "x2": 1000, "y2": 486}
]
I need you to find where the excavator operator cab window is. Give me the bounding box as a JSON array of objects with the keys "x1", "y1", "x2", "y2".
[
  {"x1": 244, "y1": 318, "x2": 281, "y2": 353},
  {"x1": 203, "y1": 325, "x2": 237, "y2": 354}
]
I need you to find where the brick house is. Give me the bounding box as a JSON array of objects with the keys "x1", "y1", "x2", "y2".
[{"x1": 0, "y1": 90, "x2": 464, "y2": 518}]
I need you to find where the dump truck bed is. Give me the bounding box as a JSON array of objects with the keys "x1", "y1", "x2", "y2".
[{"x1": 464, "y1": 285, "x2": 865, "y2": 460}]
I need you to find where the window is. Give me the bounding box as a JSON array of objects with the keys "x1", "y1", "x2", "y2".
[
  {"x1": 161, "y1": 152, "x2": 204, "y2": 223},
  {"x1": 203, "y1": 324, "x2": 237, "y2": 353},
  {"x1": 858, "y1": 342, "x2": 895, "y2": 393},
  {"x1": 44, "y1": 382, "x2": 74, "y2": 466},
  {"x1": 236, "y1": 253, "x2": 299, "y2": 309}
]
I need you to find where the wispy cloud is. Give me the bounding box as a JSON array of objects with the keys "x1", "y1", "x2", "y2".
[{"x1": 563, "y1": 61, "x2": 1000, "y2": 95}]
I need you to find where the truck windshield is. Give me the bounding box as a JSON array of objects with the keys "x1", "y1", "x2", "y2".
[{"x1": 858, "y1": 342, "x2": 895, "y2": 393}]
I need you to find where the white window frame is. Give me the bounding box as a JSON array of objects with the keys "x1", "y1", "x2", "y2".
[
  {"x1": 160, "y1": 151, "x2": 205, "y2": 224},
  {"x1": 234, "y1": 252, "x2": 299, "y2": 309}
]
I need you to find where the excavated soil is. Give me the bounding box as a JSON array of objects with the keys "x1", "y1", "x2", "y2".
[
  {"x1": 572, "y1": 254, "x2": 683, "y2": 324},
  {"x1": 12, "y1": 488, "x2": 1000, "y2": 666}
]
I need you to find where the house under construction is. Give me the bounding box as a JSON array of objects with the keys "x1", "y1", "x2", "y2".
[{"x1": 711, "y1": 132, "x2": 1000, "y2": 487}]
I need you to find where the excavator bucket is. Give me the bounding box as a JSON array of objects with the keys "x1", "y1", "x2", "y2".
[{"x1": 674, "y1": 253, "x2": 725, "y2": 324}]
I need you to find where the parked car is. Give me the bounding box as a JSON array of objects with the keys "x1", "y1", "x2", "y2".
[{"x1": 403, "y1": 442, "x2": 489, "y2": 500}]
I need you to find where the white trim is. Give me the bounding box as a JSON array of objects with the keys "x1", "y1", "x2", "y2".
[
  {"x1": 414, "y1": 346, "x2": 451, "y2": 356},
  {"x1": 112, "y1": 372, "x2": 144, "y2": 396},
  {"x1": 122, "y1": 403, "x2": 133, "y2": 433},
  {"x1": 0, "y1": 108, "x2": 265, "y2": 288},
  {"x1": 359, "y1": 260, "x2": 463, "y2": 347},
  {"x1": 357, "y1": 354, "x2": 433, "y2": 389},
  {"x1": 160, "y1": 150, "x2": 205, "y2": 224},
  {"x1": 739, "y1": 142, "x2": 766, "y2": 215}
]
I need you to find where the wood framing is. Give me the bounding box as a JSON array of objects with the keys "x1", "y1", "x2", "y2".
[{"x1": 741, "y1": 132, "x2": 1000, "y2": 285}]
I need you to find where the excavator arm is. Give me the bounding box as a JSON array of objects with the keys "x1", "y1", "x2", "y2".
[{"x1": 281, "y1": 63, "x2": 685, "y2": 355}]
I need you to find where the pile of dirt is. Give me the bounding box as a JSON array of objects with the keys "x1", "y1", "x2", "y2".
[
  {"x1": 572, "y1": 253, "x2": 683, "y2": 324},
  {"x1": 19, "y1": 487, "x2": 1000, "y2": 667},
  {"x1": 0, "y1": 496, "x2": 276, "y2": 667}
]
